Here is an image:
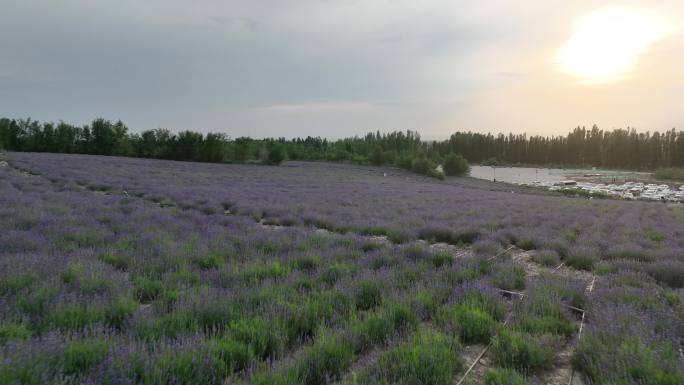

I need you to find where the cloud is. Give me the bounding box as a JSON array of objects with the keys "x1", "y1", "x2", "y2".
[{"x1": 0, "y1": 0, "x2": 682, "y2": 137}]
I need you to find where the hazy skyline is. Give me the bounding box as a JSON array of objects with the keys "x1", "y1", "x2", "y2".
[{"x1": 1, "y1": 0, "x2": 682, "y2": 139}]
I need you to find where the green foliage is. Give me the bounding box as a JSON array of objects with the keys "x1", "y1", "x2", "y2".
[
  {"x1": 485, "y1": 368, "x2": 528, "y2": 385},
  {"x1": 491, "y1": 329, "x2": 557, "y2": 372},
  {"x1": 411, "y1": 291, "x2": 439, "y2": 320},
  {"x1": 133, "y1": 277, "x2": 164, "y2": 302},
  {"x1": 240, "y1": 262, "x2": 290, "y2": 283},
  {"x1": 531, "y1": 250, "x2": 561, "y2": 267},
  {"x1": 266, "y1": 142, "x2": 286, "y2": 165},
  {"x1": 0, "y1": 323, "x2": 31, "y2": 344},
  {"x1": 443, "y1": 153, "x2": 470, "y2": 176},
  {"x1": 98, "y1": 253, "x2": 131, "y2": 270},
  {"x1": 191, "y1": 254, "x2": 222, "y2": 269},
  {"x1": 318, "y1": 263, "x2": 351, "y2": 286},
  {"x1": 458, "y1": 290, "x2": 507, "y2": 321},
  {"x1": 289, "y1": 335, "x2": 355, "y2": 385},
  {"x1": 46, "y1": 304, "x2": 104, "y2": 331},
  {"x1": 291, "y1": 255, "x2": 321, "y2": 272},
  {"x1": 104, "y1": 296, "x2": 138, "y2": 329},
  {"x1": 491, "y1": 263, "x2": 527, "y2": 291},
  {"x1": 451, "y1": 305, "x2": 497, "y2": 343},
  {"x1": 366, "y1": 330, "x2": 462, "y2": 385},
  {"x1": 61, "y1": 262, "x2": 113, "y2": 294},
  {"x1": 361, "y1": 241, "x2": 383, "y2": 252},
  {"x1": 285, "y1": 291, "x2": 353, "y2": 344},
  {"x1": 207, "y1": 337, "x2": 255, "y2": 373},
  {"x1": 350, "y1": 304, "x2": 419, "y2": 353},
  {"x1": 355, "y1": 280, "x2": 383, "y2": 311},
  {"x1": 565, "y1": 252, "x2": 596, "y2": 271},
  {"x1": 432, "y1": 251, "x2": 454, "y2": 268},
  {"x1": 229, "y1": 317, "x2": 283, "y2": 359},
  {"x1": 6, "y1": 117, "x2": 684, "y2": 171},
  {"x1": 63, "y1": 339, "x2": 109, "y2": 374},
  {"x1": 574, "y1": 335, "x2": 684, "y2": 385},
  {"x1": 0, "y1": 274, "x2": 34, "y2": 295}
]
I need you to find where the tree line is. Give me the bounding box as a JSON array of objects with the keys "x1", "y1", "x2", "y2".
[
  {"x1": 1, "y1": 117, "x2": 682, "y2": 175},
  {"x1": 433, "y1": 125, "x2": 684, "y2": 170},
  {"x1": 0, "y1": 118, "x2": 468, "y2": 177}
]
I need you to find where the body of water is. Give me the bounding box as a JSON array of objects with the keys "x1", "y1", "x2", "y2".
[{"x1": 470, "y1": 165, "x2": 651, "y2": 185}]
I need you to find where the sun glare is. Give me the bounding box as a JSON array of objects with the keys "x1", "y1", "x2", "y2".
[{"x1": 558, "y1": 7, "x2": 674, "y2": 83}]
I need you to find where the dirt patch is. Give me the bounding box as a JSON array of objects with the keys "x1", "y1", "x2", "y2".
[{"x1": 508, "y1": 247, "x2": 543, "y2": 278}]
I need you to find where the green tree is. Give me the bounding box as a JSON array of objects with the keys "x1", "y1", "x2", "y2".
[{"x1": 443, "y1": 153, "x2": 470, "y2": 176}]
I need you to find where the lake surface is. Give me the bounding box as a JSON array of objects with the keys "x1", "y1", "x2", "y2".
[{"x1": 470, "y1": 165, "x2": 651, "y2": 185}]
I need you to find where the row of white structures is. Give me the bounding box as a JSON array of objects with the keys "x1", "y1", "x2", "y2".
[{"x1": 540, "y1": 181, "x2": 684, "y2": 202}]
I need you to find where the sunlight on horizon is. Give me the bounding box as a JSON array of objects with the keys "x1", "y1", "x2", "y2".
[{"x1": 557, "y1": 7, "x2": 675, "y2": 84}]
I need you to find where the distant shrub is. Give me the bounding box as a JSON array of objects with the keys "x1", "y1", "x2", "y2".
[
  {"x1": 492, "y1": 329, "x2": 557, "y2": 372},
  {"x1": 63, "y1": 339, "x2": 109, "y2": 374},
  {"x1": 410, "y1": 156, "x2": 433, "y2": 175},
  {"x1": 265, "y1": 143, "x2": 286, "y2": 165},
  {"x1": 367, "y1": 330, "x2": 462, "y2": 385},
  {"x1": 355, "y1": 280, "x2": 383, "y2": 311},
  {"x1": 443, "y1": 153, "x2": 470, "y2": 176},
  {"x1": 485, "y1": 368, "x2": 528, "y2": 385},
  {"x1": 532, "y1": 249, "x2": 560, "y2": 267}
]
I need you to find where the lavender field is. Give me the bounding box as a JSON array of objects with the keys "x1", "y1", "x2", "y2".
[{"x1": 1, "y1": 152, "x2": 683, "y2": 385}]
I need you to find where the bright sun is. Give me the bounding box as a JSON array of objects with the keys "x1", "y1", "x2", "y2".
[{"x1": 558, "y1": 7, "x2": 673, "y2": 83}]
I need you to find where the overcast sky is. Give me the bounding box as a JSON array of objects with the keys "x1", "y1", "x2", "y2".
[{"x1": 1, "y1": 0, "x2": 682, "y2": 139}]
